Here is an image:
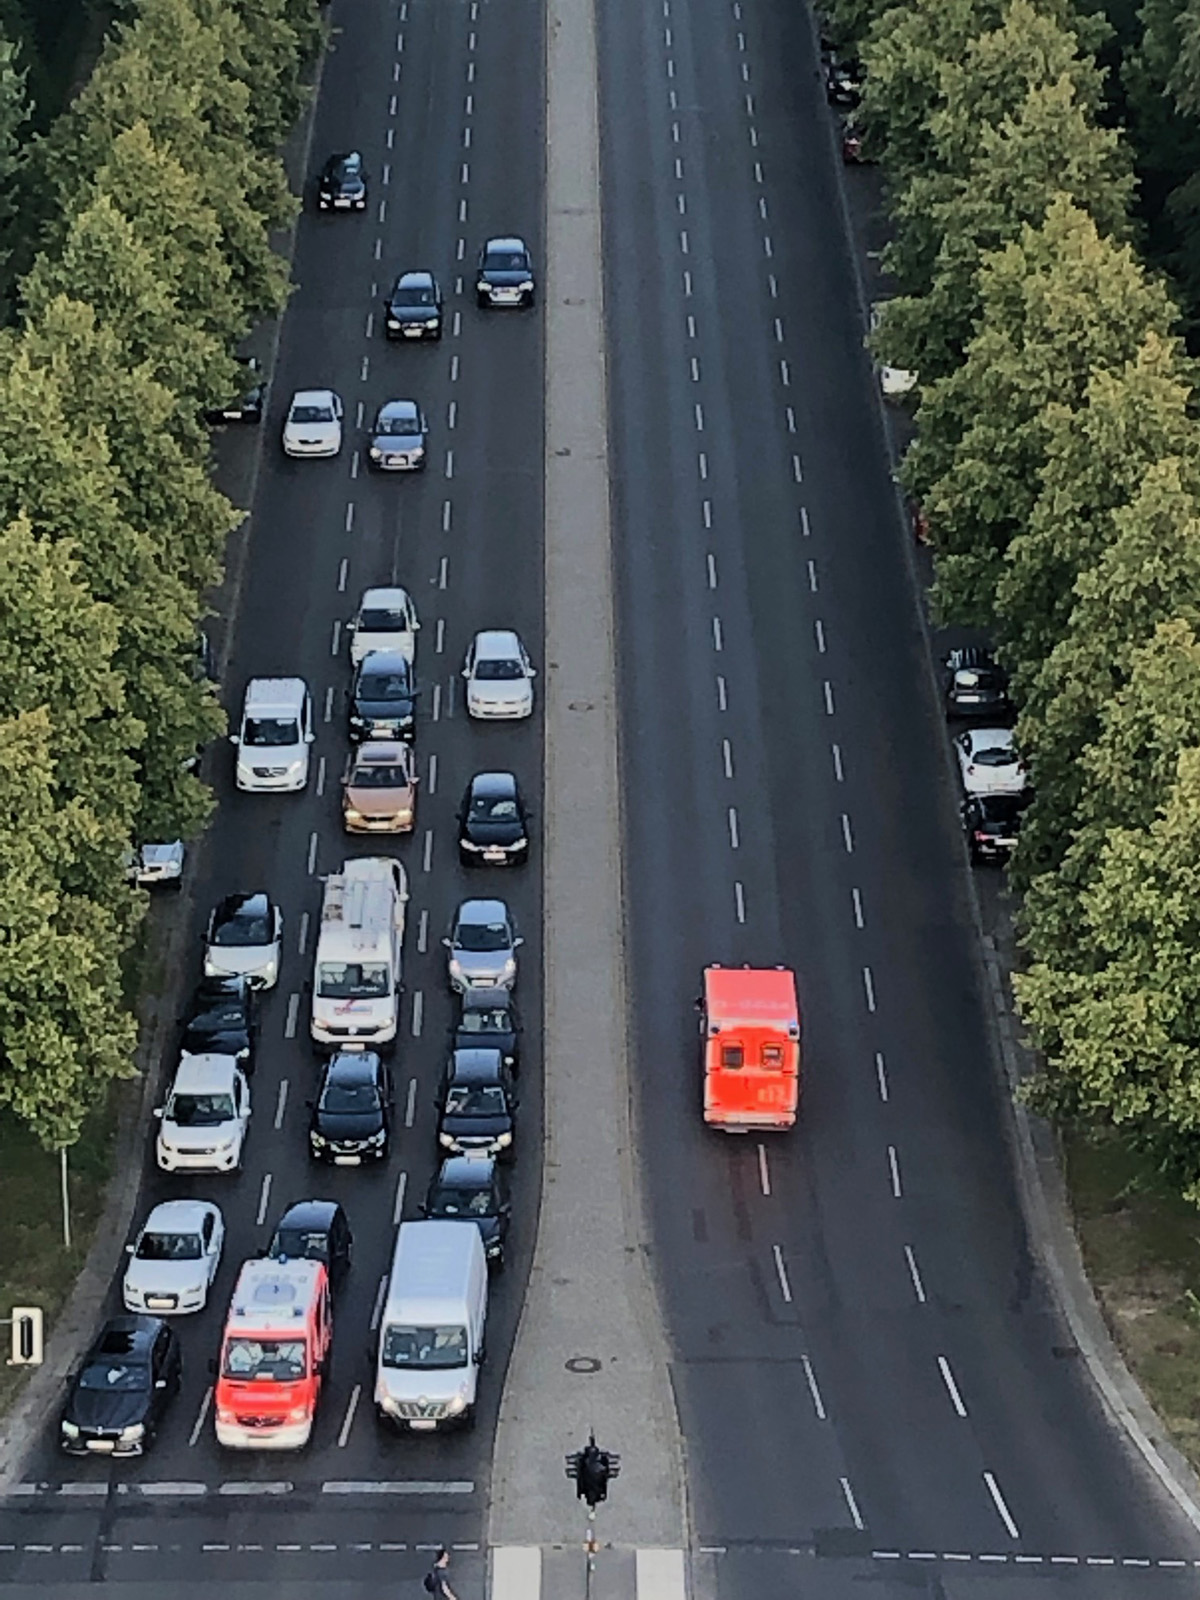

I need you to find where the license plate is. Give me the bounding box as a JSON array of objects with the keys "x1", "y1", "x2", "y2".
[
  {"x1": 334, "y1": 1154, "x2": 362, "y2": 1166},
  {"x1": 409, "y1": 1420, "x2": 437, "y2": 1432},
  {"x1": 403, "y1": 327, "x2": 424, "y2": 337},
  {"x1": 483, "y1": 848, "x2": 507, "y2": 862},
  {"x1": 86, "y1": 1440, "x2": 115, "y2": 1454},
  {"x1": 146, "y1": 1298, "x2": 176, "y2": 1311}
]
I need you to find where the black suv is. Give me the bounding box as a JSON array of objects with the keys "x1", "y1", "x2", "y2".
[
  {"x1": 436, "y1": 1048, "x2": 517, "y2": 1159},
  {"x1": 309, "y1": 1051, "x2": 393, "y2": 1164},
  {"x1": 944, "y1": 646, "x2": 1011, "y2": 721},
  {"x1": 60, "y1": 1317, "x2": 181, "y2": 1456},
  {"x1": 962, "y1": 793, "x2": 1029, "y2": 865},
  {"x1": 318, "y1": 151, "x2": 367, "y2": 211},
  {"x1": 423, "y1": 1156, "x2": 511, "y2": 1267},
  {"x1": 452, "y1": 987, "x2": 520, "y2": 1072},
  {"x1": 349, "y1": 649, "x2": 417, "y2": 742},
  {"x1": 204, "y1": 357, "x2": 266, "y2": 426},
  {"x1": 180, "y1": 974, "x2": 257, "y2": 1074},
  {"x1": 476, "y1": 237, "x2": 536, "y2": 308},
  {"x1": 384, "y1": 271, "x2": 444, "y2": 340},
  {"x1": 458, "y1": 771, "x2": 530, "y2": 867},
  {"x1": 267, "y1": 1199, "x2": 353, "y2": 1291}
]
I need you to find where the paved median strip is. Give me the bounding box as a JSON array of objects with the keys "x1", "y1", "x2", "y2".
[{"x1": 5, "y1": 1478, "x2": 475, "y2": 1500}]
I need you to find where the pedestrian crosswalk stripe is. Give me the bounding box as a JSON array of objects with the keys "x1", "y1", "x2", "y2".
[{"x1": 492, "y1": 1546, "x2": 540, "y2": 1600}]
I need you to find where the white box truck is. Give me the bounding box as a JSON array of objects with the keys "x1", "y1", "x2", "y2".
[{"x1": 310, "y1": 858, "x2": 408, "y2": 1048}]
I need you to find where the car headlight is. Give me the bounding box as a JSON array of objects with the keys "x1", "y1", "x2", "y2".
[
  {"x1": 287, "y1": 1405, "x2": 309, "y2": 1423},
  {"x1": 350, "y1": 713, "x2": 365, "y2": 727},
  {"x1": 61, "y1": 1420, "x2": 80, "y2": 1438},
  {"x1": 439, "y1": 1131, "x2": 456, "y2": 1147},
  {"x1": 495, "y1": 1131, "x2": 513, "y2": 1148},
  {"x1": 501, "y1": 958, "x2": 517, "y2": 980},
  {"x1": 449, "y1": 958, "x2": 463, "y2": 978},
  {"x1": 118, "y1": 1423, "x2": 145, "y2": 1443},
  {"x1": 214, "y1": 1136, "x2": 236, "y2": 1153},
  {"x1": 367, "y1": 1128, "x2": 387, "y2": 1146},
  {"x1": 344, "y1": 807, "x2": 364, "y2": 823},
  {"x1": 387, "y1": 317, "x2": 400, "y2": 328},
  {"x1": 445, "y1": 1394, "x2": 467, "y2": 1416},
  {"x1": 477, "y1": 280, "x2": 489, "y2": 291},
  {"x1": 513, "y1": 837, "x2": 528, "y2": 849},
  {"x1": 460, "y1": 838, "x2": 483, "y2": 852},
  {"x1": 519, "y1": 280, "x2": 534, "y2": 292},
  {"x1": 310, "y1": 1131, "x2": 328, "y2": 1147},
  {"x1": 370, "y1": 447, "x2": 383, "y2": 460}
]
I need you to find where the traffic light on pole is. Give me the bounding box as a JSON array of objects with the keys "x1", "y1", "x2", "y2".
[{"x1": 565, "y1": 1433, "x2": 621, "y2": 1508}]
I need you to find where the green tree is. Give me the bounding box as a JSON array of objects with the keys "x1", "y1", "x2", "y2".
[{"x1": 216, "y1": 0, "x2": 321, "y2": 152}]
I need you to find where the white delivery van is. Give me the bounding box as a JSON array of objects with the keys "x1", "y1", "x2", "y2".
[
  {"x1": 311, "y1": 858, "x2": 408, "y2": 1048},
  {"x1": 231, "y1": 678, "x2": 314, "y2": 793},
  {"x1": 374, "y1": 1221, "x2": 488, "y2": 1431}
]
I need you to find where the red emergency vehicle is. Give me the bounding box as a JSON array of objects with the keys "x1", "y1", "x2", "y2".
[{"x1": 700, "y1": 965, "x2": 801, "y2": 1131}]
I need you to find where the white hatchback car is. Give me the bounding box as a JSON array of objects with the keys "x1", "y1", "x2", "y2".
[
  {"x1": 155, "y1": 1054, "x2": 251, "y2": 1174},
  {"x1": 123, "y1": 1200, "x2": 225, "y2": 1315},
  {"x1": 463, "y1": 630, "x2": 536, "y2": 720},
  {"x1": 282, "y1": 388, "x2": 343, "y2": 457},
  {"x1": 954, "y1": 728, "x2": 1029, "y2": 798},
  {"x1": 348, "y1": 586, "x2": 420, "y2": 666}
]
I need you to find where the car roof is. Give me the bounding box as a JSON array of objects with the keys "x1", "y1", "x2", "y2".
[
  {"x1": 396, "y1": 270, "x2": 435, "y2": 288},
  {"x1": 244, "y1": 676, "x2": 307, "y2": 707},
  {"x1": 324, "y1": 1051, "x2": 381, "y2": 1085},
  {"x1": 275, "y1": 1198, "x2": 343, "y2": 1233},
  {"x1": 436, "y1": 1155, "x2": 497, "y2": 1187},
  {"x1": 357, "y1": 586, "x2": 413, "y2": 613},
  {"x1": 377, "y1": 398, "x2": 419, "y2": 420},
  {"x1": 468, "y1": 771, "x2": 518, "y2": 798},
  {"x1": 356, "y1": 649, "x2": 411, "y2": 674},
  {"x1": 141, "y1": 1199, "x2": 215, "y2": 1233},
  {"x1": 290, "y1": 389, "x2": 337, "y2": 407},
  {"x1": 449, "y1": 1047, "x2": 506, "y2": 1082},
  {"x1": 459, "y1": 986, "x2": 515, "y2": 1013},
  {"x1": 91, "y1": 1316, "x2": 162, "y2": 1357},
  {"x1": 457, "y1": 897, "x2": 510, "y2": 924},
  {"x1": 352, "y1": 740, "x2": 410, "y2": 765},
  {"x1": 172, "y1": 1052, "x2": 241, "y2": 1092},
  {"x1": 473, "y1": 629, "x2": 522, "y2": 657},
  {"x1": 485, "y1": 236, "x2": 527, "y2": 252}
]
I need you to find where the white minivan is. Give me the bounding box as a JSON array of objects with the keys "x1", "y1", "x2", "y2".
[
  {"x1": 231, "y1": 678, "x2": 314, "y2": 793},
  {"x1": 374, "y1": 1221, "x2": 487, "y2": 1431}
]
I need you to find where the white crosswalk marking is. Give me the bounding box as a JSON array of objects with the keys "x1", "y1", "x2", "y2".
[
  {"x1": 490, "y1": 1547, "x2": 687, "y2": 1600},
  {"x1": 492, "y1": 1546, "x2": 541, "y2": 1600}
]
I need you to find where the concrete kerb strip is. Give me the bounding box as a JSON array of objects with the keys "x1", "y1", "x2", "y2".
[
  {"x1": 487, "y1": 0, "x2": 687, "y2": 1555},
  {"x1": 0, "y1": 31, "x2": 332, "y2": 1492},
  {"x1": 804, "y1": 1, "x2": 1200, "y2": 1539}
]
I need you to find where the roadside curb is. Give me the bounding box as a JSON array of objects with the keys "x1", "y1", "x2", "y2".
[{"x1": 0, "y1": 24, "x2": 331, "y2": 1492}]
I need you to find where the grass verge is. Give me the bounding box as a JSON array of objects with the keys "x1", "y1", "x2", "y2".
[{"x1": 1066, "y1": 1127, "x2": 1200, "y2": 1470}]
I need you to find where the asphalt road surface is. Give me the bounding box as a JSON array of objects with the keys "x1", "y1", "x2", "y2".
[{"x1": 0, "y1": 0, "x2": 543, "y2": 1578}]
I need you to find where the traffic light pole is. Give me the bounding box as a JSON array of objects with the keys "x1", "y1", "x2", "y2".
[{"x1": 583, "y1": 1503, "x2": 597, "y2": 1599}]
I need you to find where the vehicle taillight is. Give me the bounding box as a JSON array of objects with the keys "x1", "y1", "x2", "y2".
[{"x1": 973, "y1": 831, "x2": 989, "y2": 842}]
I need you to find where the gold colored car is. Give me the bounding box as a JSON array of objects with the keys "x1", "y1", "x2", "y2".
[{"x1": 341, "y1": 740, "x2": 418, "y2": 833}]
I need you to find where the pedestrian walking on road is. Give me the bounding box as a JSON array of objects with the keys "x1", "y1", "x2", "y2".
[{"x1": 424, "y1": 1547, "x2": 459, "y2": 1600}]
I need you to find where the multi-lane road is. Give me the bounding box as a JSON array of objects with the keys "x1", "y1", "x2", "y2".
[{"x1": 3, "y1": 0, "x2": 1200, "y2": 1592}]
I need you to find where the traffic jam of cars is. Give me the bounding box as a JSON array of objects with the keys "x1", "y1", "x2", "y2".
[{"x1": 58, "y1": 169, "x2": 539, "y2": 1457}]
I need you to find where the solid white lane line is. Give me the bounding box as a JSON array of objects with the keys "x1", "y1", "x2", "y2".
[
  {"x1": 801, "y1": 1355, "x2": 826, "y2": 1419},
  {"x1": 256, "y1": 1173, "x2": 272, "y2": 1227},
  {"x1": 422, "y1": 830, "x2": 434, "y2": 873},
  {"x1": 369, "y1": 1275, "x2": 387, "y2": 1332},
  {"x1": 815, "y1": 619, "x2": 826, "y2": 653},
  {"x1": 807, "y1": 558, "x2": 818, "y2": 592},
  {"x1": 734, "y1": 881, "x2": 746, "y2": 923},
  {"x1": 772, "y1": 1244, "x2": 792, "y2": 1303},
  {"x1": 307, "y1": 832, "x2": 319, "y2": 875},
  {"x1": 852, "y1": 887, "x2": 864, "y2": 928},
  {"x1": 887, "y1": 1144, "x2": 901, "y2": 1197},
  {"x1": 707, "y1": 552, "x2": 717, "y2": 588},
  {"x1": 938, "y1": 1356, "x2": 968, "y2": 1418},
  {"x1": 285, "y1": 993, "x2": 299, "y2": 1039},
  {"x1": 757, "y1": 1142, "x2": 771, "y2": 1196},
  {"x1": 727, "y1": 807, "x2": 739, "y2": 849},
  {"x1": 417, "y1": 909, "x2": 429, "y2": 954},
  {"x1": 875, "y1": 1051, "x2": 889, "y2": 1101},
  {"x1": 432, "y1": 683, "x2": 442, "y2": 722},
  {"x1": 841, "y1": 813, "x2": 853, "y2": 853},
  {"x1": 405, "y1": 1077, "x2": 418, "y2": 1126},
  {"x1": 338, "y1": 556, "x2": 348, "y2": 591},
  {"x1": 188, "y1": 1387, "x2": 213, "y2": 1447},
  {"x1": 428, "y1": 753, "x2": 438, "y2": 795},
  {"x1": 712, "y1": 616, "x2": 723, "y2": 651},
  {"x1": 299, "y1": 911, "x2": 310, "y2": 955},
  {"x1": 717, "y1": 675, "x2": 728, "y2": 710},
  {"x1": 840, "y1": 1477, "x2": 864, "y2": 1531},
  {"x1": 863, "y1": 966, "x2": 877, "y2": 1012},
  {"x1": 393, "y1": 1169, "x2": 408, "y2": 1225},
  {"x1": 411, "y1": 995, "x2": 423, "y2": 1040},
  {"x1": 823, "y1": 680, "x2": 835, "y2": 715},
  {"x1": 722, "y1": 738, "x2": 734, "y2": 778},
  {"x1": 832, "y1": 743, "x2": 844, "y2": 782},
  {"x1": 904, "y1": 1244, "x2": 927, "y2": 1303},
  {"x1": 983, "y1": 1474, "x2": 1020, "y2": 1539},
  {"x1": 274, "y1": 1080, "x2": 289, "y2": 1131},
  {"x1": 338, "y1": 1385, "x2": 361, "y2": 1448}
]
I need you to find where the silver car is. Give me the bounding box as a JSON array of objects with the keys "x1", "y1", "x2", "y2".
[
  {"x1": 444, "y1": 899, "x2": 522, "y2": 992},
  {"x1": 367, "y1": 399, "x2": 427, "y2": 471}
]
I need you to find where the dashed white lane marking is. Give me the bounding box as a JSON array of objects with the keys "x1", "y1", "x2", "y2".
[
  {"x1": 405, "y1": 1076, "x2": 418, "y2": 1126},
  {"x1": 938, "y1": 1356, "x2": 968, "y2": 1418},
  {"x1": 307, "y1": 831, "x2": 319, "y2": 875},
  {"x1": 284, "y1": 993, "x2": 299, "y2": 1040},
  {"x1": 722, "y1": 738, "x2": 734, "y2": 778},
  {"x1": 815, "y1": 619, "x2": 825, "y2": 653},
  {"x1": 887, "y1": 1144, "x2": 902, "y2": 1198},
  {"x1": 436, "y1": 617, "x2": 446, "y2": 652},
  {"x1": 188, "y1": 1387, "x2": 212, "y2": 1447},
  {"x1": 411, "y1": 993, "x2": 424, "y2": 1040},
  {"x1": 345, "y1": 501, "x2": 355, "y2": 533},
  {"x1": 370, "y1": 1275, "x2": 387, "y2": 1332},
  {"x1": 792, "y1": 454, "x2": 803, "y2": 484},
  {"x1": 801, "y1": 1355, "x2": 826, "y2": 1419},
  {"x1": 699, "y1": 451, "x2": 708, "y2": 479},
  {"x1": 701, "y1": 495, "x2": 711, "y2": 526},
  {"x1": 364, "y1": 311, "x2": 374, "y2": 340},
  {"x1": 904, "y1": 1244, "x2": 926, "y2": 1303},
  {"x1": 778, "y1": 355, "x2": 789, "y2": 383},
  {"x1": 785, "y1": 406, "x2": 796, "y2": 432},
  {"x1": 832, "y1": 743, "x2": 844, "y2": 782},
  {"x1": 734, "y1": 881, "x2": 746, "y2": 923},
  {"x1": 422, "y1": 829, "x2": 434, "y2": 873},
  {"x1": 350, "y1": 453, "x2": 359, "y2": 481},
  {"x1": 863, "y1": 966, "x2": 876, "y2": 1012},
  {"x1": 432, "y1": 683, "x2": 442, "y2": 722},
  {"x1": 448, "y1": 400, "x2": 457, "y2": 430},
  {"x1": 299, "y1": 910, "x2": 310, "y2": 954},
  {"x1": 679, "y1": 228, "x2": 689, "y2": 254},
  {"x1": 851, "y1": 887, "x2": 864, "y2": 928},
  {"x1": 983, "y1": 1471, "x2": 1020, "y2": 1539},
  {"x1": 439, "y1": 555, "x2": 449, "y2": 589},
  {"x1": 443, "y1": 499, "x2": 452, "y2": 533},
  {"x1": 445, "y1": 448, "x2": 454, "y2": 479},
  {"x1": 389, "y1": 93, "x2": 397, "y2": 115},
  {"x1": 324, "y1": 686, "x2": 334, "y2": 722},
  {"x1": 840, "y1": 1476, "x2": 864, "y2": 1531},
  {"x1": 712, "y1": 616, "x2": 723, "y2": 651},
  {"x1": 707, "y1": 552, "x2": 717, "y2": 588},
  {"x1": 417, "y1": 908, "x2": 429, "y2": 954},
  {"x1": 694, "y1": 401, "x2": 704, "y2": 430},
  {"x1": 428, "y1": 752, "x2": 438, "y2": 795},
  {"x1": 255, "y1": 1173, "x2": 272, "y2": 1227},
  {"x1": 393, "y1": 1169, "x2": 408, "y2": 1226},
  {"x1": 274, "y1": 1079, "x2": 289, "y2": 1131},
  {"x1": 875, "y1": 1051, "x2": 889, "y2": 1101},
  {"x1": 316, "y1": 755, "x2": 327, "y2": 798},
  {"x1": 757, "y1": 1142, "x2": 771, "y2": 1196},
  {"x1": 807, "y1": 558, "x2": 818, "y2": 592},
  {"x1": 337, "y1": 1385, "x2": 361, "y2": 1448},
  {"x1": 338, "y1": 556, "x2": 349, "y2": 591},
  {"x1": 354, "y1": 401, "x2": 364, "y2": 429},
  {"x1": 360, "y1": 353, "x2": 370, "y2": 380},
  {"x1": 840, "y1": 813, "x2": 853, "y2": 853},
  {"x1": 771, "y1": 1243, "x2": 792, "y2": 1304},
  {"x1": 800, "y1": 505, "x2": 810, "y2": 537},
  {"x1": 716, "y1": 674, "x2": 727, "y2": 711},
  {"x1": 727, "y1": 808, "x2": 739, "y2": 849},
  {"x1": 683, "y1": 268, "x2": 693, "y2": 295}
]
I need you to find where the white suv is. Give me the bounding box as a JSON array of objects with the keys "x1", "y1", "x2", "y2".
[
  {"x1": 155, "y1": 1054, "x2": 251, "y2": 1173},
  {"x1": 231, "y1": 677, "x2": 313, "y2": 792}
]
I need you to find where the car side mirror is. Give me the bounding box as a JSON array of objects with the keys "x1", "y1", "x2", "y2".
[
  {"x1": 529, "y1": 669, "x2": 537, "y2": 678},
  {"x1": 228, "y1": 734, "x2": 240, "y2": 745},
  {"x1": 442, "y1": 938, "x2": 451, "y2": 948},
  {"x1": 513, "y1": 937, "x2": 525, "y2": 948},
  {"x1": 304, "y1": 732, "x2": 315, "y2": 743},
  {"x1": 152, "y1": 1107, "x2": 164, "y2": 1119},
  {"x1": 125, "y1": 1243, "x2": 135, "y2": 1255},
  {"x1": 461, "y1": 667, "x2": 471, "y2": 678},
  {"x1": 154, "y1": 1378, "x2": 168, "y2": 1390}
]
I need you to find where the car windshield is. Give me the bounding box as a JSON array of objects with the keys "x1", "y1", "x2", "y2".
[
  {"x1": 291, "y1": 403, "x2": 334, "y2": 424},
  {"x1": 455, "y1": 922, "x2": 510, "y2": 952},
  {"x1": 381, "y1": 1324, "x2": 468, "y2": 1369},
  {"x1": 974, "y1": 744, "x2": 1017, "y2": 766},
  {"x1": 360, "y1": 669, "x2": 411, "y2": 701},
  {"x1": 470, "y1": 795, "x2": 518, "y2": 821},
  {"x1": 213, "y1": 910, "x2": 272, "y2": 947},
  {"x1": 77, "y1": 1361, "x2": 148, "y2": 1393},
  {"x1": 359, "y1": 607, "x2": 409, "y2": 632},
  {"x1": 350, "y1": 761, "x2": 408, "y2": 789},
  {"x1": 244, "y1": 717, "x2": 299, "y2": 747},
  {"x1": 317, "y1": 962, "x2": 391, "y2": 999},
  {"x1": 137, "y1": 1231, "x2": 202, "y2": 1261},
  {"x1": 474, "y1": 658, "x2": 522, "y2": 681},
  {"x1": 378, "y1": 412, "x2": 422, "y2": 437},
  {"x1": 321, "y1": 1080, "x2": 381, "y2": 1114},
  {"x1": 393, "y1": 285, "x2": 436, "y2": 306},
  {"x1": 222, "y1": 1338, "x2": 307, "y2": 1381},
  {"x1": 429, "y1": 1185, "x2": 495, "y2": 1217},
  {"x1": 485, "y1": 251, "x2": 527, "y2": 271},
  {"x1": 168, "y1": 1092, "x2": 235, "y2": 1127},
  {"x1": 445, "y1": 1083, "x2": 508, "y2": 1116},
  {"x1": 271, "y1": 1228, "x2": 330, "y2": 1263},
  {"x1": 459, "y1": 1008, "x2": 510, "y2": 1035}
]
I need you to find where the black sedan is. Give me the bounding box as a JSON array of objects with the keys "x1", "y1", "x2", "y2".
[
  {"x1": 453, "y1": 986, "x2": 520, "y2": 1073},
  {"x1": 348, "y1": 650, "x2": 416, "y2": 742},
  {"x1": 944, "y1": 646, "x2": 1011, "y2": 721},
  {"x1": 476, "y1": 236, "x2": 536, "y2": 308},
  {"x1": 204, "y1": 357, "x2": 266, "y2": 426},
  {"x1": 962, "y1": 793, "x2": 1029, "y2": 865},
  {"x1": 318, "y1": 150, "x2": 367, "y2": 211},
  {"x1": 423, "y1": 1156, "x2": 511, "y2": 1267},
  {"x1": 458, "y1": 771, "x2": 529, "y2": 867},
  {"x1": 60, "y1": 1316, "x2": 181, "y2": 1457},
  {"x1": 436, "y1": 1048, "x2": 517, "y2": 1160},
  {"x1": 384, "y1": 271, "x2": 443, "y2": 340},
  {"x1": 267, "y1": 1198, "x2": 353, "y2": 1291},
  {"x1": 180, "y1": 974, "x2": 257, "y2": 1074},
  {"x1": 309, "y1": 1051, "x2": 393, "y2": 1164}
]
